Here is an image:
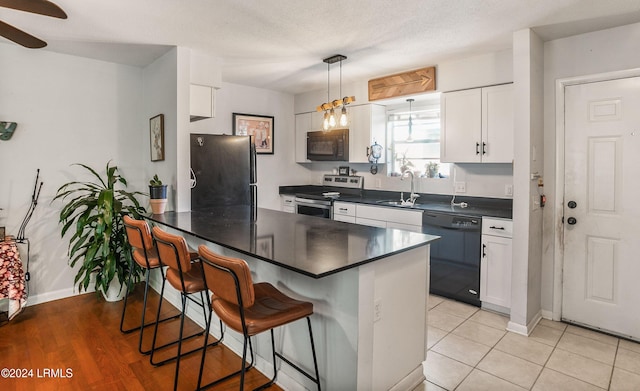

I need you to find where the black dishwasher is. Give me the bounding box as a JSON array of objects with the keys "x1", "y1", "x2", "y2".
[{"x1": 423, "y1": 211, "x2": 481, "y2": 307}]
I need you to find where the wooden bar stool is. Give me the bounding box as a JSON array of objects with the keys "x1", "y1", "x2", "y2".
[
  {"x1": 151, "y1": 226, "x2": 224, "y2": 391},
  {"x1": 121, "y1": 215, "x2": 184, "y2": 354},
  {"x1": 196, "y1": 245, "x2": 322, "y2": 391}
]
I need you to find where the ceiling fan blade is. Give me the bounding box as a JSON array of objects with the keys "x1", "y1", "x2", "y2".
[
  {"x1": 0, "y1": 0, "x2": 67, "y2": 19},
  {"x1": 0, "y1": 20, "x2": 46, "y2": 48}
]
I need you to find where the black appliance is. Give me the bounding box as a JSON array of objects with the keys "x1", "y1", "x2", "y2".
[
  {"x1": 423, "y1": 211, "x2": 482, "y2": 307},
  {"x1": 190, "y1": 134, "x2": 257, "y2": 211},
  {"x1": 294, "y1": 175, "x2": 364, "y2": 219},
  {"x1": 307, "y1": 128, "x2": 349, "y2": 161}
]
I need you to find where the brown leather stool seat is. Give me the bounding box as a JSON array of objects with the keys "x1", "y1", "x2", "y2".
[
  {"x1": 122, "y1": 216, "x2": 194, "y2": 355},
  {"x1": 197, "y1": 245, "x2": 321, "y2": 391},
  {"x1": 151, "y1": 226, "x2": 223, "y2": 391}
]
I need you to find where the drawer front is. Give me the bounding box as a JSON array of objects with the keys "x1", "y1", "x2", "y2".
[
  {"x1": 482, "y1": 217, "x2": 513, "y2": 238},
  {"x1": 281, "y1": 195, "x2": 295, "y2": 206},
  {"x1": 334, "y1": 201, "x2": 356, "y2": 217}
]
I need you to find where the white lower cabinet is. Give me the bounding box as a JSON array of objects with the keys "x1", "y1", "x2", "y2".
[
  {"x1": 333, "y1": 201, "x2": 423, "y2": 232},
  {"x1": 280, "y1": 195, "x2": 295, "y2": 213},
  {"x1": 480, "y1": 217, "x2": 513, "y2": 312}
]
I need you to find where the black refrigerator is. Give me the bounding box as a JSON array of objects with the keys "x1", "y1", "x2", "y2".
[{"x1": 190, "y1": 134, "x2": 257, "y2": 211}]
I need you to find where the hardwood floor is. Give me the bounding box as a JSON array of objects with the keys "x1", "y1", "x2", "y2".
[{"x1": 0, "y1": 284, "x2": 283, "y2": 391}]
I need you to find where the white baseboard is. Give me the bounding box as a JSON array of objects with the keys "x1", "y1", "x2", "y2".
[
  {"x1": 28, "y1": 287, "x2": 94, "y2": 306},
  {"x1": 389, "y1": 365, "x2": 426, "y2": 391},
  {"x1": 507, "y1": 310, "x2": 542, "y2": 336}
]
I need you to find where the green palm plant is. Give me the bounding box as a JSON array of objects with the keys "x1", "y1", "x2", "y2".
[{"x1": 54, "y1": 162, "x2": 147, "y2": 296}]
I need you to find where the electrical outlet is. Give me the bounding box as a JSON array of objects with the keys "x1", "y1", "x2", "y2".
[
  {"x1": 374, "y1": 299, "x2": 382, "y2": 322},
  {"x1": 505, "y1": 184, "x2": 513, "y2": 196},
  {"x1": 454, "y1": 181, "x2": 466, "y2": 193},
  {"x1": 375, "y1": 178, "x2": 382, "y2": 188}
]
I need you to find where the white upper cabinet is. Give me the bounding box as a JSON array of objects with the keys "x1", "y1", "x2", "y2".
[
  {"x1": 294, "y1": 111, "x2": 324, "y2": 163},
  {"x1": 441, "y1": 84, "x2": 513, "y2": 163},
  {"x1": 190, "y1": 84, "x2": 216, "y2": 122},
  {"x1": 348, "y1": 104, "x2": 386, "y2": 163}
]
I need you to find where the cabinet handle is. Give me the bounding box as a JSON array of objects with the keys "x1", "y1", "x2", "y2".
[
  {"x1": 285, "y1": 199, "x2": 292, "y2": 204},
  {"x1": 489, "y1": 226, "x2": 505, "y2": 230},
  {"x1": 476, "y1": 142, "x2": 480, "y2": 155},
  {"x1": 339, "y1": 208, "x2": 348, "y2": 212},
  {"x1": 482, "y1": 142, "x2": 487, "y2": 155},
  {"x1": 482, "y1": 244, "x2": 486, "y2": 257}
]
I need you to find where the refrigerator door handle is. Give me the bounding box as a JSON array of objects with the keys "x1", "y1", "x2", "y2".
[
  {"x1": 250, "y1": 139, "x2": 257, "y2": 184},
  {"x1": 190, "y1": 168, "x2": 197, "y2": 189}
]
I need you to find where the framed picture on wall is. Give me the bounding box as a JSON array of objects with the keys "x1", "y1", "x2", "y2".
[
  {"x1": 150, "y1": 114, "x2": 164, "y2": 161},
  {"x1": 232, "y1": 113, "x2": 274, "y2": 154}
]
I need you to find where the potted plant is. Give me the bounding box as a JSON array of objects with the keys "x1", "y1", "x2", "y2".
[
  {"x1": 53, "y1": 162, "x2": 147, "y2": 301},
  {"x1": 149, "y1": 174, "x2": 168, "y2": 214},
  {"x1": 426, "y1": 162, "x2": 439, "y2": 178}
]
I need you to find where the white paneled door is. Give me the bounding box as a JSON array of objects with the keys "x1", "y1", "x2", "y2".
[{"x1": 563, "y1": 77, "x2": 640, "y2": 340}]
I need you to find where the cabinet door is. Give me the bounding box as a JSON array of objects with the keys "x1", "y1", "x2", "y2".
[
  {"x1": 348, "y1": 104, "x2": 386, "y2": 163},
  {"x1": 480, "y1": 234, "x2": 512, "y2": 309},
  {"x1": 482, "y1": 84, "x2": 513, "y2": 163},
  {"x1": 295, "y1": 113, "x2": 311, "y2": 163},
  {"x1": 190, "y1": 85, "x2": 215, "y2": 120},
  {"x1": 334, "y1": 215, "x2": 356, "y2": 224},
  {"x1": 441, "y1": 89, "x2": 482, "y2": 163}
]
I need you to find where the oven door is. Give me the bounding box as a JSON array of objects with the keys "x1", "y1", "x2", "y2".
[{"x1": 294, "y1": 197, "x2": 332, "y2": 219}]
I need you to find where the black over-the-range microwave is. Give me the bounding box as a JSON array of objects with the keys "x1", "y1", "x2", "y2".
[{"x1": 306, "y1": 128, "x2": 349, "y2": 161}]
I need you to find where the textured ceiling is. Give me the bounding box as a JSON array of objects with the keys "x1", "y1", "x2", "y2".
[{"x1": 1, "y1": 0, "x2": 640, "y2": 94}]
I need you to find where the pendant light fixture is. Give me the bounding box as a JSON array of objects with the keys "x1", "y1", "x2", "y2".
[
  {"x1": 406, "y1": 98, "x2": 414, "y2": 142},
  {"x1": 317, "y1": 54, "x2": 355, "y2": 131}
]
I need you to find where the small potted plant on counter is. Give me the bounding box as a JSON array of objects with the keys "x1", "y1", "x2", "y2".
[{"x1": 149, "y1": 174, "x2": 168, "y2": 214}]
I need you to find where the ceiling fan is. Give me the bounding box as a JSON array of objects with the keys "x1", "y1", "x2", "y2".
[{"x1": 0, "y1": 0, "x2": 67, "y2": 49}]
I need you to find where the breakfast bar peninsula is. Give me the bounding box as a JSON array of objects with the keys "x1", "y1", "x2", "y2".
[{"x1": 148, "y1": 206, "x2": 438, "y2": 391}]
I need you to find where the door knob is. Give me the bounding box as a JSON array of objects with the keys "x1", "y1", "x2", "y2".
[
  {"x1": 567, "y1": 217, "x2": 577, "y2": 225},
  {"x1": 568, "y1": 201, "x2": 577, "y2": 209}
]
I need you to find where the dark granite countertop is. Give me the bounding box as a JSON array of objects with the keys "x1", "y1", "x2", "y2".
[
  {"x1": 146, "y1": 206, "x2": 438, "y2": 279},
  {"x1": 280, "y1": 186, "x2": 513, "y2": 219}
]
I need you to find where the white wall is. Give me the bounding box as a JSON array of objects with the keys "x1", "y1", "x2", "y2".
[
  {"x1": 542, "y1": 21, "x2": 640, "y2": 316},
  {"x1": 141, "y1": 48, "x2": 180, "y2": 211},
  {"x1": 189, "y1": 82, "x2": 309, "y2": 210},
  {"x1": 292, "y1": 50, "x2": 515, "y2": 199},
  {"x1": 0, "y1": 43, "x2": 144, "y2": 304}
]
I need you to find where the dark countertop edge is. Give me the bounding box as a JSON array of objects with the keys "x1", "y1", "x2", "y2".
[
  {"x1": 279, "y1": 186, "x2": 513, "y2": 219},
  {"x1": 311, "y1": 241, "x2": 433, "y2": 279},
  {"x1": 145, "y1": 212, "x2": 436, "y2": 279}
]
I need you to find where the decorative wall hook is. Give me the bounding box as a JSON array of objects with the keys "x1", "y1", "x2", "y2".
[{"x1": 0, "y1": 122, "x2": 17, "y2": 140}]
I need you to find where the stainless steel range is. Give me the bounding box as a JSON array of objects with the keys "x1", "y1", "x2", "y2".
[{"x1": 294, "y1": 175, "x2": 364, "y2": 219}]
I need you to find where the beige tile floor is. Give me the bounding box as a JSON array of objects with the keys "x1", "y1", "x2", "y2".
[{"x1": 418, "y1": 295, "x2": 640, "y2": 390}]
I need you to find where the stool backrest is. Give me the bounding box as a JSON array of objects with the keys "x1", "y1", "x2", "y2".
[
  {"x1": 152, "y1": 226, "x2": 192, "y2": 274},
  {"x1": 123, "y1": 215, "x2": 153, "y2": 251},
  {"x1": 198, "y1": 244, "x2": 255, "y2": 308}
]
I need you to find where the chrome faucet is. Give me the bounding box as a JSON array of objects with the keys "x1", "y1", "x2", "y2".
[{"x1": 401, "y1": 170, "x2": 420, "y2": 206}]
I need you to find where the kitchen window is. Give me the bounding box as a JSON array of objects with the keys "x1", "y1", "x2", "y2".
[{"x1": 386, "y1": 99, "x2": 450, "y2": 178}]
